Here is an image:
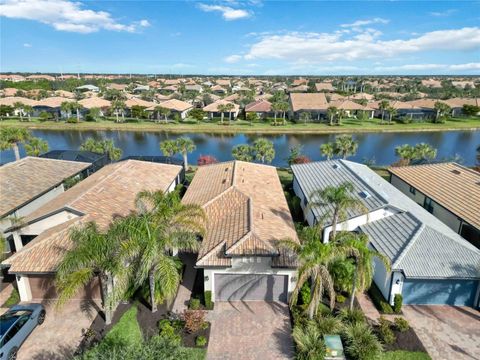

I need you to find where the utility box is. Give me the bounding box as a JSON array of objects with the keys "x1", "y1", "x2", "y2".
[{"x1": 324, "y1": 334, "x2": 345, "y2": 360}]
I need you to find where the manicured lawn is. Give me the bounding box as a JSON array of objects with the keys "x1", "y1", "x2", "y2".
[
  {"x1": 1, "y1": 116, "x2": 479, "y2": 134},
  {"x1": 276, "y1": 168, "x2": 293, "y2": 189},
  {"x1": 1, "y1": 287, "x2": 20, "y2": 308},
  {"x1": 381, "y1": 351, "x2": 431, "y2": 360},
  {"x1": 101, "y1": 306, "x2": 143, "y2": 347}
]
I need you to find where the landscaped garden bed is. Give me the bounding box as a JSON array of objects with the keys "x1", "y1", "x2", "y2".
[{"x1": 188, "y1": 268, "x2": 214, "y2": 311}]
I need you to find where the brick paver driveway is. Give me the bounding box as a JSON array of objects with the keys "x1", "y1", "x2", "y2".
[
  {"x1": 403, "y1": 305, "x2": 480, "y2": 360},
  {"x1": 17, "y1": 300, "x2": 99, "y2": 360},
  {"x1": 207, "y1": 301, "x2": 294, "y2": 360}
]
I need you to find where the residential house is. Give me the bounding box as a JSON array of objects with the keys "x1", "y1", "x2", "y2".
[
  {"x1": 245, "y1": 99, "x2": 273, "y2": 119},
  {"x1": 328, "y1": 99, "x2": 374, "y2": 119},
  {"x1": 421, "y1": 79, "x2": 442, "y2": 88},
  {"x1": 1, "y1": 160, "x2": 184, "y2": 303},
  {"x1": 292, "y1": 79, "x2": 308, "y2": 86},
  {"x1": 147, "y1": 99, "x2": 193, "y2": 119},
  {"x1": 211, "y1": 85, "x2": 227, "y2": 95},
  {"x1": 289, "y1": 93, "x2": 329, "y2": 121},
  {"x1": 315, "y1": 82, "x2": 335, "y2": 92},
  {"x1": 0, "y1": 157, "x2": 91, "y2": 252},
  {"x1": 182, "y1": 161, "x2": 299, "y2": 303},
  {"x1": 26, "y1": 74, "x2": 56, "y2": 82},
  {"x1": 292, "y1": 160, "x2": 480, "y2": 308},
  {"x1": 288, "y1": 85, "x2": 309, "y2": 93},
  {"x1": 203, "y1": 100, "x2": 239, "y2": 120},
  {"x1": 78, "y1": 97, "x2": 112, "y2": 117},
  {"x1": 388, "y1": 163, "x2": 480, "y2": 248},
  {"x1": 76, "y1": 84, "x2": 100, "y2": 93}
]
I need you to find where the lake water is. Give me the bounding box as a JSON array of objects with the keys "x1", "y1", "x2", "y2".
[{"x1": 1, "y1": 129, "x2": 479, "y2": 167}]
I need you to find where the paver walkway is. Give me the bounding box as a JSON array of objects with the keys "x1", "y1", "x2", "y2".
[
  {"x1": 403, "y1": 305, "x2": 480, "y2": 360},
  {"x1": 207, "y1": 301, "x2": 294, "y2": 360},
  {"x1": 171, "y1": 252, "x2": 197, "y2": 313}
]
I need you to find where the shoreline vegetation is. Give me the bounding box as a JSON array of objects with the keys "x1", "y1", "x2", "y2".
[{"x1": 0, "y1": 116, "x2": 479, "y2": 134}]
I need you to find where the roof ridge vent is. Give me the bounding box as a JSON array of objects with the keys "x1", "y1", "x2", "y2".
[
  {"x1": 451, "y1": 169, "x2": 461, "y2": 175},
  {"x1": 359, "y1": 190, "x2": 371, "y2": 199}
]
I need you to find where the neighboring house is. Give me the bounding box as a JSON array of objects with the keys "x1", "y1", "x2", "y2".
[
  {"x1": 203, "y1": 100, "x2": 239, "y2": 119},
  {"x1": 147, "y1": 99, "x2": 193, "y2": 119},
  {"x1": 288, "y1": 85, "x2": 309, "y2": 93},
  {"x1": 289, "y1": 93, "x2": 329, "y2": 121},
  {"x1": 35, "y1": 97, "x2": 74, "y2": 118},
  {"x1": 315, "y1": 82, "x2": 335, "y2": 92},
  {"x1": 76, "y1": 84, "x2": 100, "y2": 92},
  {"x1": 182, "y1": 161, "x2": 299, "y2": 303},
  {"x1": 210, "y1": 85, "x2": 227, "y2": 95},
  {"x1": 1, "y1": 160, "x2": 184, "y2": 303},
  {"x1": 40, "y1": 150, "x2": 110, "y2": 174},
  {"x1": 328, "y1": 99, "x2": 374, "y2": 119},
  {"x1": 0, "y1": 157, "x2": 91, "y2": 251},
  {"x1": 245, "y1": 99, "x2": 273, "y2": 119},
  {"x1": 185, "y1": 84, "x2": 203, "y2": 93},
  {"x1": 78, "y1": 97, "x2": 112, "y2": 116},
  {"x1": 291, "y1": 160, "x2": 480, "y2": 308},
  {"x1": 388, "y1": 163, "x2": 480, "y2": 248}
]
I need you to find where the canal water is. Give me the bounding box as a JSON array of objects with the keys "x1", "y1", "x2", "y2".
[{"x1": 1, "y1": 129, "x2": 479, "y2": 167}]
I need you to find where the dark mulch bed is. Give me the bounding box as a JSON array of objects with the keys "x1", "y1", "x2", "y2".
[
  {"x1": 375, "y1": 325, "x2": 428, "y2": 353},
  {"x1": 180, "y1": 323, "x2": 211, "y2": 348},
  {"x1": 136, "y1": 297, "x2": 170, "y2": 338}
]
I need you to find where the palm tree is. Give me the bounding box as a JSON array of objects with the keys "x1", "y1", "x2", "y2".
[
  {"x1": 300, "y1": 112, "x2": 312, "y2": 125},
  {"x1": 335, "y1": 232, "x2": 390, "y2": 310},
  {"x1": 334, "y1": 135, "x2": 358, "y2": 159},
  {"x1": 278, "y1": 101, "x2": 289, "y2": 125},
  {"x1": 159, "y1": 139, "x2": 178, "y2": 158},
  {"x1": 61, "y1": 101, "x2": 72, "y2": 120},
  {"x1": 386, "y1": 106, "x2": 397, "y2": 124},
  {"x1": 71, "y1": 101, "x2": 83, "y2": 123},
  {"x1": 271, "y1": 101, "x2": 280, "y2": 126},
  {"x1": 217, "y1": 104, "x2": 227, "y2": 125},
  {"x1": 0, "y1": 127, "x2": 30, "y2": 160},
  {"x1": 176, "y1": 137, "x2": 196, "y2": 171},
  {"x1": 252, "y1": 138, "x2": 275, "y2": 164},
  {"x1": 327, "y1": 106, "x2": 338, "y2": 126},
  {"x1": 80, "y1": 138, "x2": 123, "y2": 161},
  {"x1": 434, "y1": 101, "x2": 451, "y2": 123},
  {"x1": 112, "y1": 100, "x2": 126, "y2": 123},
  {"x1": 56, "y1": 222, "x2": 126, "y2": 325},
  {"x1": 309, "y1": 182, "x2": 367, "y2": 241},
  {"x1": 88, "y1": 107, "x2": 101, "y2": 121},
  {"x1": 337, "y1": 109, "x2": 347, "y2": 126},
  {"x1": 320, "y1": 143, "x2": 335, "y2": 160},
  {"x1": 394, "y1": 144, "x2": 415, "y2": 165},
  {"x1": 224, "y1": 103, "x2": 235, "y2": 125},
  {"x1": 115, "y1": 190, "x2": 205, "y2": 312},
  {"x1": 232, "y1": 144, "x2": 253, "y2": 161},
  {"x1": 25, "y1": 137, "x2": 49, "y2": 157},
  {"x1": 154, "y1": 106, "x2": 171, "y2": 123},
  {"x1": 281, "y1": 226, "x2": 358, "y2": 318},
  {"x1": 13, "y1": 102, "x2": 25, "y2": 121},
  {"x1": 379, "y1": 100, "x2": 390, "y2": 124},
  {"x1": 414, "y1": 143, "x2": 437, "y2": 162},
  {"x1": 23, "y1": 105, "x2": 33, "y2": 121}
]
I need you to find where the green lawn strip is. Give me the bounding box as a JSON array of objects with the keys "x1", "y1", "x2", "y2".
[
  {"x1": 1, "y1": 116, "x2": 479, "y2": 134},
  {"x1": 381, "y1": 351, "x2": 431, "y2": 360},
  {"x1": 180, "y1": 347, "x2": 207, "y2": 360},
  {"x1": 1, "y1": 287, "x2": 20, "y2": 308},
  {"x1": 102, "y1": 306, "x2": 143, "y2": 347}
]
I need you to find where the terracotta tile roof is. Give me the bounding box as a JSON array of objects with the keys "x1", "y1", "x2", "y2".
[
  {"x1": 315, "y1": 82, "x2": 335, "y2": 92},
  {"x1": 245, "y1": 99, "x2": 272, "y2": 112},
  {"x1": 4, "y1": 160, "x2": 183, "y2": 273},
  {"x1": 149, "y1": 99, "x2": 193, "y2": 112},
  {"x1": 0, "y1": 157, "x2": 91, "y2": 217},
  {"x1": 329, "y1": 99, "x2": 374, "y2": 111},
  {"x1": 389, "y1": 163, "x2": 480, "y2": 230},
  {"x1": 183, "y1": 161, "x2": 298, "y2": 268},
  {"x1": 78, "y1": 97, "x2": 111, "y2": 109},
  {"x1": 290, "y1": 93, "x2": 328, "y2": 112},
  {"x1": 55, "y1": 90, "x2": 75, "y2": 98},
  {"x1": 202, "y1": 100, "x2": 239, "y2": 113},
  {"x1": 0, "y1": 96, "x2": 38, "y2": 107},
  {"x1": 36, "y1": 97, "x2": 73, "y2": 108},
  {"x1": 124, "y1": 98, "x2": 157, "y2": 108}
]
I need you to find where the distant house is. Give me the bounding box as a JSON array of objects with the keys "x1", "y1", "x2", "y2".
[
  {"x1": 182, "y1": 161, "x2": 298, "y2": 303},
  {"x1": 133, "y1": 85, "x2": 150, "y2": 93},
  {"x1": 185, "y1": 84, "x2": 203, "y2": 93},
  {"x1": 26, "y1": 74, "x2": 56, "y2": 82},
  {"x1": 0, "y1": 157, "x2": 91, "y2": 252},
  {"x1": 203, "y1": 100, "x2": 239, "y2": 119},
  {"x1": 292, "y1": 160, "x2": 480, "y2": 308},
  {"x1": 245, "y1": 99, "x2": 273, "y2": 119},
  {"x1": 289, "y1": 93, "x2": 329, "y2": 121},
  {"x1": 210, "y1": 85, "x2": 227, "y2": 95},
  {"x1": 78, "y1": 97, "x2": 112, "y2": 116},
  {"x1": 292, "y1": 78, "x2": 308, "y2": 86},
  {"x1": 35, "y1": 97, "x2": 74, "y2": 118},
  {"x1": 76, "y1": 84, "x2": 100, "y2": 93},
  {"x1": 315, "y1": 82, "x2": 335, "y2": 92},
  {"x1": 146, "y1": 99, "x2": 193, "y2": 119},
  {"x1": 328, "y1": 99, "x2": 374, "y2": 118},
  {"x1": 288, "y1": 84, "x2": 309, "y2": 93},
  {"x1": 1, "y1": 160, "x2": 183, "y2": 303},
  {"x1": 40, "y1": 150, "x2": 110, "y2": 174},
  {"x1": 389, "y1": 163, "x2": 480, "y2": 248}
]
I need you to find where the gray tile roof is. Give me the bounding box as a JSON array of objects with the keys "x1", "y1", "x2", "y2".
[{"x1": 291, "y1": 160, "x2": 387, "y2": 225}]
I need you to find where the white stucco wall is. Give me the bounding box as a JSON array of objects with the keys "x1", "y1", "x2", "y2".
[
  {"x1": 203, "y1": 256, "x2": 297, "y2": 302},
  {"x1": 16, "y1": 210, "x2": 79, "y2": 237}
]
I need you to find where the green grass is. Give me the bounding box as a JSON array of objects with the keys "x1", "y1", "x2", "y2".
[
  {"x1": 1, "y1": 116, "x2": 479, "y2": 134},
  {"x1": 372, "y1": 167, "x2": 391, "y2": 181},
  {"x1": 381, "y1": 351, "x2": 431, "y2": 360},
  {"x1": 276, "y1": 168, "x2": 293, "y2": 189},
  {"x1": 1, "y1": 287, "x2": 20, "y2": 308},
  {"x1": 102, "y1": 306, "x2": 143, "y2": 347},
  {"x1": 181, "y1": 348, "x2": 207, "y2": 360}
]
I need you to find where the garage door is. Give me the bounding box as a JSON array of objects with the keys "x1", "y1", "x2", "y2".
[
  {"x1": 29, "y1": 275, "x2": 101, "y2": 300},
  {"x1": 402, "y1": 279, "x2": 479, "y2": 306},
  {"x1": 214, "y1": 274, "x2": 288, "y2": 302}
]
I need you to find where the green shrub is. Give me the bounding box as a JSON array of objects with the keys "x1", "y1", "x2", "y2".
[
  {"x1": 292, "y1": 322, "x2": 326, "y2": 360},
  {"x1": 38, "y1": 111, "x2": 52, "y2": 121},
  {"x1": 393, "y1": 317, "x2": 410, "y2": 333},
  {"x1": 336, "y1": 294, "x2": 346, "y2": 304},
  {"x1": 85, "y1": 114, "x2": 96, "y2": 122},
  {"x1": 368, "y1": 284, "x2": 393, "y2": 314},
  {"x1": 338, "y1": 308, "x2": 365, "y2": 326},
  {"x1": 159, "y1": 320, "x2": 181, "y2": 345},
  {"x1": 66, "y1": 118, "x2": 77, "y2": 123},
  {"x1": 315, "y1": 315, "x2": 343, "y2": 336},
  {"x1": 2, "y1": 287, "x2": 20, "y2": 307},
  {"x1": 195, "y1": 336, "x2": 207, "y2": 347},
  {"x1": 204, "y1": 291, "x2": 213, "y2": 310},
  {"x1": 378, "y1": 317, "x2": 396, "y2": 345},
  {"x1": 189, "y1": 298, "x2": 201, "y2": 310},
  {"x1": 343, "y1": 323, "x2": 383, "y2": 360},
  {"x1": 393, "y1": 294, "x2": 402, "y2": 314},
  {"x1": 299, "y1": 282, "x2": 311, "y2": 305}
]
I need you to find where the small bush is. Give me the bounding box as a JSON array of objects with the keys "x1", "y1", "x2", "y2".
[
  {"x1": 338, "y1": 308, "x2": 365, "y2": 326},
  {"x1": 195, "y1": 335, "x2": 207, "y2": 347},
  {"x1": 394, "y1": 317, "x2": 410, "y2": 332},
  {"x1": 378, "y1": 316, "x2": 396, "y2": 345},
  {"x1": 85, "y1": 114, "x2": 96, "y2": 122},
  {"x1": 336, "y1": 294, "x2": 346, "y2": 304},
  {"x1": 343, "y1": 322, "x2": 383, "y2": 360},
  {"x1": 292, "y1": 322, "x2": 326, "y2": 360},
  {"x1": 158, "y1": 320, "x2": 181, "y2": 345},
  {"x1": 393, "y1": 294, "x2": 403, "y2": 314},
  {"x1": 189, "y1": 298, "x2": 201, "y2": 310},
  {"x1": 183, "y1": 310, "x2": 206, "y2": 334},
  {"x1": 204, "y1": 290, "x2": 213, "y2": 310},
  {"x1": 368, "y1": 284, "x2": 393, "y2": 314},
  {"x1": 299, "y1": 282, "x2": 311, "y2": 306},
  {"x1": 315, "y1": 315, "x2": 343, "y2": 336},
  {"x1": 38, "y1": 111, "x2": 52, "y2": 121},
  {"x1": 66, "y1": 117, "x2": 77, "y2": 123}
]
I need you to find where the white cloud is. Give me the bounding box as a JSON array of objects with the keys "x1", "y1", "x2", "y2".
[
  {"x1": 171, "y1": 63, "x2": 195, "y2": 69},
  {"x1": 341, "y1": 17, "x2": 389, "y2": 28},
  {"x1": 429, "y1": 9, "x2": 457, "y2": 17},
  {"x1": 375, "y1": 63, "x2": 480, "y2": 72},
  {"x1": 241, "y1": 27, "x2": 480, "y2": 63},
  {"x1": 224, "y1": 54, "x2": 242, "y2": 63},
  {"x1": 197, "y1": 3, "x2": 250, "y2": 20},
  {"x1": 0, "y1": 0, "x2": 151, "y2": 33},
  {"x1": 23, "y1": 43, "x2": 32, "y2": 47}
]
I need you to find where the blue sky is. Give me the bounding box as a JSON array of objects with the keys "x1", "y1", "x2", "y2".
[{"x1": 1, "y1": 0, "x2": 479, "y2": 75}]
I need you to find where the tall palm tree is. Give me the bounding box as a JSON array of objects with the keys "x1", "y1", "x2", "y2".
[
  {"x1": 337, "y1": 109, "x2": 347, "y2": 126},
  {"x1": 56, "y1": 222, "x2": 126, "y2": 325},
  {"x1": 224, "y1": 103, "x2": 235, "y2": 125},
  {"x1": 320, "y1": 143, "x2": 335, "y2": 160},
  {"x1": 159, "y1": 139, "x2": 178, "y2": 157},
  {"x1": 334, "y1": 135, "x2": 358, "y2": 159},
  {"x1": 394, "y1": 144, "x2": 415, "y2": 165},
  {"x1": 112, "y1": 100, "x2": 126, "y2": 123},
  {"x1": 281, "y1": 226, "x2": 358, "y2": 318},
  {"x1": 386, "y1": 106, "x2": 397, "y2": 124},
  {"x1": 176, "y1": 137, "x2": 196, "y2": 171},
  {"x1": 252, "y1": 138, "x2": 275, "y2": 164},
  {"x1": 116, "y1": 190, "x2": 206, "y2": 312},
  {"x1": 60, "y1": 101, "x2": 72, "y2": 120},
  {"x1": 278, "y1": 101, "x2": 289, "y2": 125},
  {"x1": 25, "y1": 137, "x2": 49, "y2": 157},
  {"x1": 80, "y1": 138, "x2": 123, "y2": 161},
  {"x1": 327, "y1": 106, "x2": 338, "y2": 126},
  {"x1": 13, "y1": 102, "x2": 25, "y2": 122},
  {"x1": 217, "y1": 104, "x2": 227, "y2": 125},
  {"x1": 232, "y1": 144, "x2": 253, "y2": 161},
  {"x1": 22, "y1": 104, "x2": 33, "y2": 122},
  {"x1": 71, "y1": 101, "x2": 83, "y2": 123},
  {"x1": 379, "y1": 100, "x2": 389, "y2": 124},
  {"x1": 271, "y1": 101, "x2": 280, "y2": 126},
  {"x1": 414, "y1": 143, "x2": 437, "y2": 162},
  {"x1": 335, "y1": 232, "x2": 390, "y2": 310},
  {"x1": 0, "y1": 127, "x2": 30, "y2": 160},
  {"x1": 300, "y1": 112, "x2": 312, "y2": 125},
  {"x1": 309, "y1": 182, "x2": 367, "y2": 241}
]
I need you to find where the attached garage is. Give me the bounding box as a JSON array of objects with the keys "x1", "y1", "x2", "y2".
[
  {"x1": 402, "y1": 279, "x2": 479, "y2": 306},
  {"x1": 29, "y1": 275, "x2": 101, "y2": 300},
  {"x1": 214, "y1": 273, "x2": 288, "y2": 303}
]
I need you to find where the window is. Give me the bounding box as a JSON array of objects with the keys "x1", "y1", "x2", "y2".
[
  {"x1": 409, "y1": 186, "x2": 416, "y2": 195},
  {"x1": 423, "y1": 198, "x2": 434, "y2": 213}
]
